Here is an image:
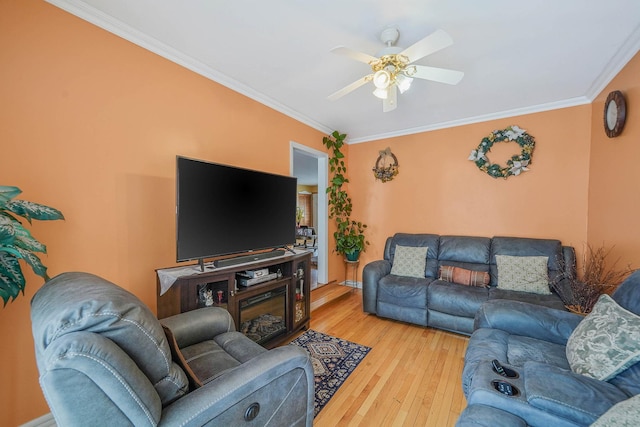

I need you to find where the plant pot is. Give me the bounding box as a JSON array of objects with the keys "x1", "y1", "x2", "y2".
[{"x1": 345, "y1": 251, "x2": 360, "y2": 262}]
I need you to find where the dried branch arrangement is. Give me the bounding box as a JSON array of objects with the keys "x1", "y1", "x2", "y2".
[{"x1": 566, "y1": 244, "x2": 635, "y2": 314}]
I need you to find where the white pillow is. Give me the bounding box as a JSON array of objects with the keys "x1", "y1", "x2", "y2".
[
  {"x1": 567, "y1": 294, "x2": 640, "y2": 381},
  {"x1": 390, "y1": 245, "x2": 428, "y2": 278},
  {"x1": 590, "y1": 395, "x2": 640, "y2": 427},
  {"x1": 495, "y1": 255, "x2": 550, "y2": 295}
]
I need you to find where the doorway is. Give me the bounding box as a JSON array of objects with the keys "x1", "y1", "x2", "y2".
[{"x1": 290, "y1": 142, "x2": 328, "y2": 289}]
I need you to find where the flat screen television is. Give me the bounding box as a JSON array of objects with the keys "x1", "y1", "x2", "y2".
[{"x1": 176, "y1": 156, "x2": 297, "y2": 264}]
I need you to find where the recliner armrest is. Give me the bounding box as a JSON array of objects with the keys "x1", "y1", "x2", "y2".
[
  {"x1": 474, "y1": 299, "x2": 582, "y2": 345},
  {"x1": 362, "y1": 260, "x2": 392, "y2": 313},
  {"x1": 161, "y1": 307, "x2": 235, "y2": 349},
  {"x1": 160, "y1": 345, "x2": 314, "y2": 427}
]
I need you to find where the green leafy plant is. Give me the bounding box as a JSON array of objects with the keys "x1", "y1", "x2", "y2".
[
  {"x1": 322, "y1": 131, "x2": 368, "y2": 259},
  {"x1": 296, "y1": 206, "x2": 304, "y2": 226},
  {"x1": 0, "y1": 186, "x2": 64, "y2": 305}
]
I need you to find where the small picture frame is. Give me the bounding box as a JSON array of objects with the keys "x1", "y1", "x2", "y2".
[{"x1": 197, "y1": 284, "x2": 214, "y2": 307}]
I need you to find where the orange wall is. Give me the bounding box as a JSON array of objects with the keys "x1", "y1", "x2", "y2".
[
  {"x1": 347, "y1": 107, "x2": 593, "y2": 268},
  {"x1": 588, "y1": 51, "x2": 640, "y2": 268},
  {"x1": 0, "y1": 1, "x2": 327, "y2": 424}
]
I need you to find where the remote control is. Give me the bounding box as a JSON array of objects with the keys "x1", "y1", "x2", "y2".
[
  {"x1": 492, "y1": 359, "x2": 506, "y2": 376},
  {"x1": 496, "y1": 381, "x2": 514, "y2": 396}
]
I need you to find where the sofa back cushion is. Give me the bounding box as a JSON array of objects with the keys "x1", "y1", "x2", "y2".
[
  {"x1": 612, "y1": 270, "x2": 640, "y2": 315},
  {"x1": 437, "y1": 235, "x2": 491, "y2": 271},
  {"x1": 31, "y1": 272, "x2": 189, "y2": 407},
  {"x1": 386, "y1": 233, "x2": 440, "y2": 278},
  {"x1": 490, "y1": 237, "x2": 563, "y2": 287}
]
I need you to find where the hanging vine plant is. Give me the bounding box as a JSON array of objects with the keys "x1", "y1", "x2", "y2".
[
  {"x1": 322, "y1": 131, "x2": 369, "y2": 260},
  {"x1": 468, "y1": 125, "x2": 536, "y2": 179}
]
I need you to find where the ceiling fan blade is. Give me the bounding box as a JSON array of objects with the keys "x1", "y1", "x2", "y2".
[
  {"x1": 330, "y1": 46, "x2": 378, "y2": 65},
  {"x1": 412, "y1": 65, "x2": 464, "y2": 85},
  {"x1": 400, "y1": 29, "x2": 454, "y2": 64},
  {"x1": 383, "y1": 85, "x2": 398, "y2": 112},
  {"x1": 328, "y1": 75, "x2": 372, "y2": 101}
]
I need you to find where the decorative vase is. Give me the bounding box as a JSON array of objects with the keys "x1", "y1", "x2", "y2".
[{"x1": 345, "y1": 251, "x2": 360, "y2": 262}]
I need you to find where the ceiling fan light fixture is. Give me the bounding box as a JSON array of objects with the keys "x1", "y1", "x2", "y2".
[
  {"x1": 396, "y1": 74, "x2": 413, "y2": 94},
  {"x1": 373, "y1": 87, "x2": 388, "y2": 99},
  {"x1": 373, "y1": 70, "x2": 391, "y2": 89}
]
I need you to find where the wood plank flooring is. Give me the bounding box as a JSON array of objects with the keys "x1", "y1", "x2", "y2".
[{"x1": 292, "y1": 285, "x2": 469, "y2": 426}]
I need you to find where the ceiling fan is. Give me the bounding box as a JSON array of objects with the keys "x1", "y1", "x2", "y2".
[{"x1": 328, "y1": 27, "x2": 464, "y2": 112}]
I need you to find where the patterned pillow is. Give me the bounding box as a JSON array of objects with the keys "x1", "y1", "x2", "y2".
[
  {"x1": 390, "y1": 245, "x2": 428, "y2": 278},
  {"x1": 566, "y1": 294, "x2": 640, "y2": 381},
  {"x1": 439, "y1": 265, "x2": 490, "y2": 287},
  {"x1": 495, "y1": 255, "x2": 550, "y2": 295},
  {"x1": 590, "y1": 394, "x2": 640, "y2": 427}
]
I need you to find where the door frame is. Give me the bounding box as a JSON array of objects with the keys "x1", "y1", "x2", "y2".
[{"x1": 290, "y1": 141, "x2": 328, "y2": 285}]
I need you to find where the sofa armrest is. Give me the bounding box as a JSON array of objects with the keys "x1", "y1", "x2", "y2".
[
  {"x1": 474, "y1": 299, "x2": 583, "y2": 345},
  {"x1": 362, "y1": 260, "x2": 392, "y2": 313},
  {"x1": 161, "y1": 307, "x2": 235, "y2": 349},
  {"x1": 523, "y1": 361, "x2": 628, "y2": 426},
  {"x1": 160, "y1": 345, "x2": 314, "y2": 427}
]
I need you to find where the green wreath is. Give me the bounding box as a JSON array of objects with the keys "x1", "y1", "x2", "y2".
[{"x1": 468, "y1": 125, "x2": 535, "y2": 179}]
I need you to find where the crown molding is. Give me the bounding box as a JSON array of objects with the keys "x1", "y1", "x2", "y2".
[
  {"x1": 347, "y1": 97, "x2": 592, "y2": 144},
  {"x1": 584, "y1": 23, "x2": 640, "y2": 101}
]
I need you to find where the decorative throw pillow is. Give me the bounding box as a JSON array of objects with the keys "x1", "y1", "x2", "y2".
[
  {"x1": 495, "y1": 255, "x2": 550, "y2": 295},
  {"x1": 439, "y1": 265, "x2": 490, "y2": 287},
  {"x1": 590, "y1": 394, "x2": 640, "y2": 427},
  {"x1": 566, "y1": 294, "x2": 640, "y2": 381},
  {"x1": 390, "y1": 245, "x2": 428, "y2": 278}
]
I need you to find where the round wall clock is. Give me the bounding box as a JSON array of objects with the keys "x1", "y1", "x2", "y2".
[{"x1": 604, "y1": 90, "x2": 626, "y2": 138}]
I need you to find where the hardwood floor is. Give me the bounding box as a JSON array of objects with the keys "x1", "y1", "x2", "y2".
[{"x1": 295, "y1": 285, "x2": 469, "y2": 426}]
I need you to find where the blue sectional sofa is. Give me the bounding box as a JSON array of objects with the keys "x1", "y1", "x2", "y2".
[
  {"x1": 458, "y1": 270, "x2": 640, "y2": 427},
  {"x1": 362, "y1": 233, "x2": 576, "y2": 335}
]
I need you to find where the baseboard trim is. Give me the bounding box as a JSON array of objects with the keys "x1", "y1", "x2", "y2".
[{"x1": 20, "y1": 413, "x2": 56, "y2": 427}]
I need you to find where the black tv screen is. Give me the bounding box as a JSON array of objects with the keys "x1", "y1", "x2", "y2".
[{"x1": 176, "y1": 156, "x2": 297, "y2": 262}]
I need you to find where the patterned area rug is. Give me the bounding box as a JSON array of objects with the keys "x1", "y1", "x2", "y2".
[{"x1": 290, "y1": 329, "x2": 371, "y2": 417}]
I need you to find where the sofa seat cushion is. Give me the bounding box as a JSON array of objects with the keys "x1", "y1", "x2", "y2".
[
  {"x1": 180, "y1": 331, "x2": 267, "y2": 386},
  {"x1": 466, "y1": 328, "x2": 570, "y2": 369},
  {"x1": 378, "y1": 275, "x2": 430, "y2": 309},
  {"x1": 507, "y1": 335, "x2": 570, "y2": 369},
  {"x1": 489, "y1": 288, "x2": 565, "y2": 311},
  {"x1": 428, "y1": 280, "x2": 489, "y2": 318}
]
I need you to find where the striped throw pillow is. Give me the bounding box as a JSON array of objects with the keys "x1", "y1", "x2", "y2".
[{"x1": 439, "y1": 265, "x2": 490, "y2": 288}]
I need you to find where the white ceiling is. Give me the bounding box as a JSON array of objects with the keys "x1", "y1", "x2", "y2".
[{"x1": 48, "y1": 1, "x2": 640, "y2": 143}]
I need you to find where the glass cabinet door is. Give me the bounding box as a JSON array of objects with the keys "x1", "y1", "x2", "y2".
[{"x1": 293, "y1": 259, "x2": 310, "y2": 328}]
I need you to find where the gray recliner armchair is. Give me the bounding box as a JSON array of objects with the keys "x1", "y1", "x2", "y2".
[{"x1": 31, "y1": 272, "x2": 314, "y2": 426}]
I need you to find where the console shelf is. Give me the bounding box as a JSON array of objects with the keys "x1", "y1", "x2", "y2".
[{"x1": 157, "y1": 250, "x2": 311, "y2": 348}]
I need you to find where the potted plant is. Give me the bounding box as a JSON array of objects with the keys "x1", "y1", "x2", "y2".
[
  {"x1": 562, "y1": 243, "x2": 635, "y2": 315},
  {"x1": 322, "y1": 131, "x2": 368, "y2": 260},
  {"x1": 0, "y1": 186, "x2": 64, "y2": 305},
  {"x1": 336, "y1": 219, "x2": 368, "y2": 261},
  {"x1": 296, "y1": 206, "x2": 304, "y2": 227}
]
